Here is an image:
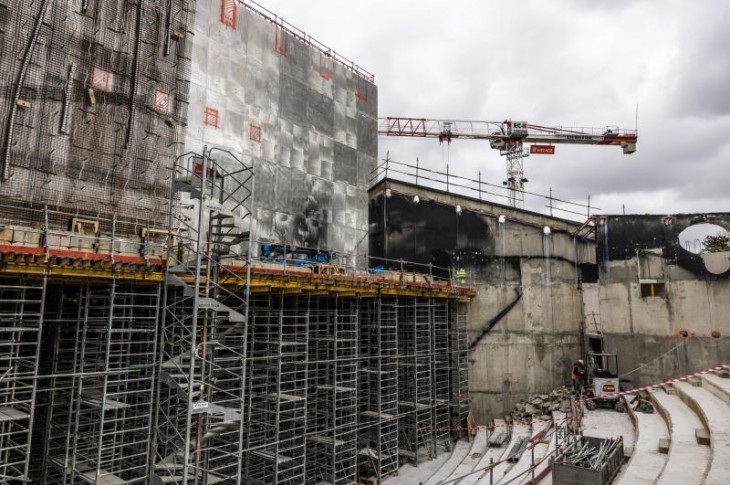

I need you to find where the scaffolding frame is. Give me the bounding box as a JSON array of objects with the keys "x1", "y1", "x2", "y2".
[
  {"x1": 37, "y1": 283, "x2": 160, "y2": 484},
  {"x1": 244, "y1": 293, "x2": 309, "y2": 484},
  {"x1": 0, "y1": 279, "x2": 46, "y2": 482},
  {"x1": 358, "y1": 296, "x2": 400, "y2": 483},
  {"x1": 451, "y1": 300, "x2": 470, "y2": 432},
  {"x1": 397, "y1": 298, "x2": 435, "y2": 465},
  {"x1": 432, "y1": 298, "x2": 452, "y2": 449},
  {"x1": 306, "y1": 296, "x2": 359, "y2": 484}
]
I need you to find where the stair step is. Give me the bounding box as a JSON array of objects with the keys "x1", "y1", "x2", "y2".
[
  {"x1": 616, "y1": 393, "x2": 669, "y2": 485},
  {"x1": 674, "y1": 380, "x2": 730, "y2": 484},
  {"x1": 651, "y1": 388, "x2": 710, "y2": 485}
]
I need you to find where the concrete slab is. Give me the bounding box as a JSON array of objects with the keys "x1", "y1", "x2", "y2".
[
  {"x1": 444, "y1": 428, "x2": 489, "y2": 483},
  {"x1": 382, "y1": 448, "x2": 451, "y2": 485},
  {"x1": 674, "y1": 381, "x2": 730, "y2": 485},
  {"x1": 652, "y1": 388, "x2": 710, "y2": 485},
  {"x1": 615, "y1": 394, "x2": 669, "y2": 485},
  {"x1": 498, "y1": 422, "x2": 552, "y2": 484},
  {"x1": 703, "y1": 373, "x2": 730, "y2": 404},
  {"x1": 425, "y1": 438, "x2": 472, "y2": 485},
  {"x1": 526, "y1": 427, "x2": 557, "y2": 485},
  {"x1": 475, "y1": 423, "x2": 531, "y2": 484},
  {"x1": 460, "y1": 421, "x2": 513, "y2": 485},
  {"x1": 581, "y1": 407, "x2": 636, "y2": 457}
]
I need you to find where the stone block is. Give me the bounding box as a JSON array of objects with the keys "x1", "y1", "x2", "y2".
[
  {"x1": 658, "y1": 438, "x2": 670, "y2": 454},
  {"x1": 696, "y1": 428, "x2": 710, "y2": 446}
]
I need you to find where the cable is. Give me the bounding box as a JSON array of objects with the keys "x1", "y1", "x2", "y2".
[{"x1": 619, "y1": 340, "x2": 686, "y2": 379}]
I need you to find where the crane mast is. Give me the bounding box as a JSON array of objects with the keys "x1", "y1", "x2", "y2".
[{"x1": 378, "y1": 117, "x2": 638, "y2": 208}]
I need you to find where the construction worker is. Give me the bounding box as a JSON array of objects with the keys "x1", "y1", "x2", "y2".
[{"x1": 572, "y1": 359, "x2": 587, "y2": 396}]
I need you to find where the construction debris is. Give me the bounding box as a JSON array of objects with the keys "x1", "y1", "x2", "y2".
[{"x1": 510, "y1": 387, "x2": 574, "y2": 422}]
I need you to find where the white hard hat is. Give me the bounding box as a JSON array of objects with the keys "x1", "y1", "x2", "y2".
[{"x1": 577, "y1": 359, "x2": 585, "y2": 365}]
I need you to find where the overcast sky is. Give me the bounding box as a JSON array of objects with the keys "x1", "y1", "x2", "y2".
[{"x1": 268, "y1": 0, "x2": 730, "y2": 219}]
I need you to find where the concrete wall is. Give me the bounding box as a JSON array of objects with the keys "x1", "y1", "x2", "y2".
[
  {"x1": 369, "y1": 179, "x2": 595, "y2": 422},
  {"x1": 595, "y1": 214, "x2": 730, "y2": 389},
  {"x1": 187, "y1": 1, "x2": 377, "y2": 263}
]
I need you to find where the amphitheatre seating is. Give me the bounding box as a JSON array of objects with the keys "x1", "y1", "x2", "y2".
[
  {"x1": 424, "y1": 438, "x2": 474, "y2": 485},
  {"x1": 702, "y1": 372, "x2": 730, "y2": 404},
  {"x1": 650, "y1": 386, "x2": 711, "y2": 485},
  {"x1": 460, "y1": 419, "x2": 512, "y2": 485},
  {"x1": 381, "y1": 444, "x2": 451, "y2": 485},
  {"x1": 498, "y1": 421, "x2": 553, "y2": 484},
  {"x1": 615, "y1": 393, "x2": 669, "y2": 484},
  {"x1": 390, "y1": 369, "x2": 730, "y2": 484},
  {"x1": 581, "y1": 406, "x2": 636, "y2": 458},
  {"x1": 674, "y1": 379, "x2": 730, "y2": 485},
  {"x1": 443, "y1": 427, "x2": 489, "y2": 484},
  {"x1": 476, "y1": 422, "x2": 532, "y2": 484}
]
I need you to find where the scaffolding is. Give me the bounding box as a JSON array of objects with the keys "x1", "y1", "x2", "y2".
[
  {"x1": 0, "y1": 279, "x2": 46, "y2": 482},
  {"x1": 397, "y1": 298, "x2": 435, "y2": 465},
  {"x1": 451, "y1": 301, "x2": 470, "y2": 431},
  {"x1": 37, "y1": 283, "x2": 160, "y2": 484},
  {"x1": 358, "y1": 296, "x2": 399, "y2": 483},
  {"x1": 0, "y1": 274, "x2": 470, "y2": 485},
  {"x1": 154, "y1": 147, "x2": 254, "y2": 484},
  {"x1": 432, "y1": 299, "x2": 452, "y2": 449},
  {"x1": 244, "y1": 293, "x2": 308, "y2": 484},
  {"x1": 307, "y1": 296, "x2": 359, "y2": 484}
]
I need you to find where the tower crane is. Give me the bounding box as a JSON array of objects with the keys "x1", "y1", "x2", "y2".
[{"x1": 378, "y1": 117, "x2": 638, "y2": 208}]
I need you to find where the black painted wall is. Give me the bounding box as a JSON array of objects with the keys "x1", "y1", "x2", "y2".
[
  {"x1": 596, "y1": 213, "x2": 730, "y2": 278},
  {"x1": 369, "y1": 190, "x2": 511, "y2": 279}
]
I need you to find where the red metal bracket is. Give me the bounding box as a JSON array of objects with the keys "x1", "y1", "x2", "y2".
[
  {"x1": 221, "y1": 0, "x2": 237, "y2": 28},
  {"x1": 204, "y1": 107, "x2": 219, "y2": 128},
  {"x1": 275, "y1": 25, "x2": 288, "y2": 56},
  {"x1": 249, "y1": 124, "x2": 262, "y2": 143}
]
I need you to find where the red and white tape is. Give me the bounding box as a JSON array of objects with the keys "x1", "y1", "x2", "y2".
[
  {"x1": 578, "y1": 362, "x2": 730, "y2": 402},
  {"x1": 425, "y1": 363, "x2": 729, "y2": 433}
]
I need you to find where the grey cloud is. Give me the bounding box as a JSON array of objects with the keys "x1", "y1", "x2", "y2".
[{"x1": 267, "y1": 1, "x2": 730, "y2": 217}]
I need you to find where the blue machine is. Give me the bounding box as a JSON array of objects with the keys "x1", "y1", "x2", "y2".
[{"x1": 260, "y1": 244, "x2": 331, "y2": 266}]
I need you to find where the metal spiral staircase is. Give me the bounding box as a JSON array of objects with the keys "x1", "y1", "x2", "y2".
[{"x1": 153, "y1": 147, "x2": 254, "y2": 484}]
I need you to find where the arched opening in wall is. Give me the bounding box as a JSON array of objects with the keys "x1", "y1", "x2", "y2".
[
  {"x1": 678, "y1": 222, "x2": 730, "y2": 274},
  {"x1": 678, "y1": 223, "x2": 729, "y2": 254}
]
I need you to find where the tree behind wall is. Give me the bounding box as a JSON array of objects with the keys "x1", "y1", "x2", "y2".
[{"x1": 702, "y1": 234, "x2": 730, "y2": 253}]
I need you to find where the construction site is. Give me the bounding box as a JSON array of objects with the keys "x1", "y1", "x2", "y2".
[{"x1": 0, "y1": 1, "x2": 728, "y2": 484}]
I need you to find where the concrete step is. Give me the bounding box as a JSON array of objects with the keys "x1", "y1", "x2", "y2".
[
  {"x1": 525, "y1": 418, "x2": 559, "y2": 485},
  {"x1": 581, "y1": 406, "x2": 636, "y2": 458},
  {"x1": 615, "y1": 393, "x2": 669, "y2": 485},
  {"x1": 702, "y1": 372, "x2": 730, "y2": 405},
  {"x1": 444, "y1": 427, "x2": 489, "y2": 483},
  {"x1": 498, "y1": 422, "x2": 551, "y2": 484},
  {"x1": 673, "y1": 381, "x2": 730, "y2": 485},
  {"x1": 382, "y1": 445, "x2": 451, "y2": 485},
  {"x1": 475, "y1": 423, "x2": 531, "y2": 484},
  {"x1": 651, "y1": 387, "x2": 711, "y2": 485},
  {"x1": 460, "y1": 419, "x2": 512, "y2": 485},
  {"x1": 425, "y1": 438, "x2": 472, "y2": 485}
]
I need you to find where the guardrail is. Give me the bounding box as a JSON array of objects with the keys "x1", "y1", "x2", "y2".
[
  {"x1": 238, "y1": 0, "x2": 375, "y2": 83},
  {"x1": 371, "y1": 157, "x2": 600, "y2": 220},
  {"x1": 0, "y1": 203, "x2": 471, "y2": 290}
]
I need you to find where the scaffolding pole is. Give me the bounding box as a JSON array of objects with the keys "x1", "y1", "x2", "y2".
[{"x1": 0, "y1": 278, "x2": 46, "y2": 482}]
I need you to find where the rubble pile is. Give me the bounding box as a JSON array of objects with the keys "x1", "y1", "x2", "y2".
[{"x1": 510, "y1": 387, "x2": 573, "y2": 422}]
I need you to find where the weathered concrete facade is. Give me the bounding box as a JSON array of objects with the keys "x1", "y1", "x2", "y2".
[
  {"x1": 0, "y1": 0, "x2": 194, "y2": 232},
  {"x1": 187, "y1": 1, "x2": 377, "y2": 262},
  {"x1": 592, "y1": 214, "x2": 730, "y2": 389},
  {"x1": 369, "y1": 179, "x2": 595, "y2": 421}
]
